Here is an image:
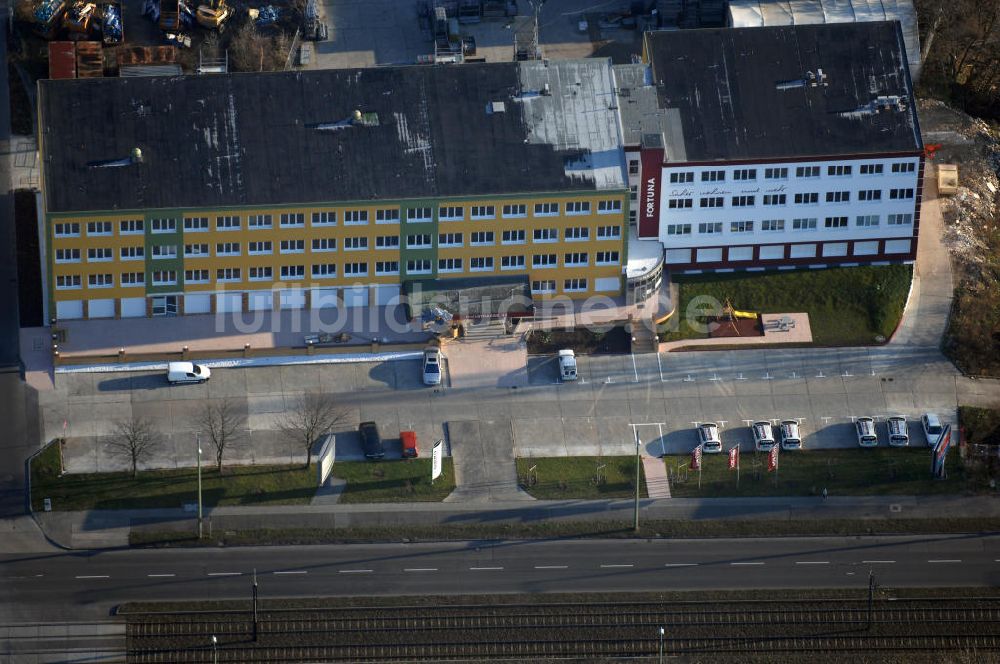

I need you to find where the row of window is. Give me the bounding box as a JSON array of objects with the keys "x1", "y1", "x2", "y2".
[
  {"x1": 531, "y1": 279, "x2": 589, "y2": 294},
  {"x1": 665, "y1": 214, "x2": 914, "y2": 236},
  {"x1": 667, "y1": 188, "x2": 916, "y2": 211},
  {"x1": 665, "y1": 162, "x2": 916, "y2": 184}
]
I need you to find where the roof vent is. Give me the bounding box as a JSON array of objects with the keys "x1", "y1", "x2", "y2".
[
  {"x1": 487, "y1": 101, "x2": 506, "y2": 114},
  {"x1": 88, "y1": 147, "x2": 145, "y2": 169},
  {"x1": 314, "y1": 110, "x2": 379, "y2": 131},
  {"x1": 776, "y1": 69, "x2": 829, "y2": 91}
]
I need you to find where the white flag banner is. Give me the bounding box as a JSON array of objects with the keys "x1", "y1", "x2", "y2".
[{"x1": 432, "y1": 439, "x2": 444, "y2": 480}]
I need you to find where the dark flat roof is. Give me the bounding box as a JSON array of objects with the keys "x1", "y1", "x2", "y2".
[
  {"x1": 40, "y1": 62, "x2": 624, "y2": 214},
  {"x1": 644, "y1": 22, "x2": 921, "y2": 163}
]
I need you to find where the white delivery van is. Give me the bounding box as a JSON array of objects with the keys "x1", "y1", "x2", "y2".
[
  {"x1": 558, "y1": 349, "x2": 578, "y2": 381},
  {"x1": 167, "y1": 361, "x2": 211, "y2": 384}
]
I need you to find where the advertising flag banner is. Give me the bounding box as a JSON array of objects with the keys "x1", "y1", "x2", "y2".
[
  {"x1": 767, "y1": 444, "x2": 779, "y2": 473},
  {"x1": 691, "y1": 445, "x2": 702, "y2": 471},
  {"x1": 431, "y1": 439, "x2": 444, "y2": 480},
  {"x1": 728, "y1": 446, "x2": 739, "y2": 470},
  {"x1": 932, "y1": 425, "x2": 952, "y2": 478}
]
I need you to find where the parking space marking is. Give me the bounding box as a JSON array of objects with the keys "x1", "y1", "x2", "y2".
[
  {"x1": 470, "y1": 567, "x2": 504, "y2": 571},
  {"x1": 339, "y1": 569, "x2": 374, "y2": 574},
  {"x1": 147, "y1": 574, "x2": 176, "y2": 578},
  {"x1": 207, "y1": 572, "x2": 241, "y2": 577},
  {"x1": 273, "y1": 571, "x2": 308, "y2": 575},
  {"x1": 664, "y1": 563, "x2": 699, "y2": 567},
  {"x1": 75, "y1": 575, "x2": 110, "y2": 579},
  {"x1": 730, "y1": 562, "x2": 765, "y2": 566},
  {"x1": 631, "y1": 354, "x2": 639, "y2": 383},
  {"x1": 600, "y1": 564, "x2": 634, "y2": 569},
  {"x1": 861, "y1": 560, "x2": 896, "y2": 564},
  {"x1": 534, "y1": 565, "x2": 568, "y2": 570},
  {"x1": 795, "y1": 561, "x2": 830, "y2": 565},
  {"x1": 927, "y1": 559, "x2": 962, "y2": 564},
  {"x1": 404, "y1": 568, "x2": 439, "y2": 572}
]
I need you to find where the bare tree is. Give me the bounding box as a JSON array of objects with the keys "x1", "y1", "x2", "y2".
[
  {"x1": 108, "y1": 418, "x2": 159, "y2": 479},
  {"x1": 276, "y1": 391, "x2": 348, "y2": 468},
  {"x1": 198, "y1": 398, "x2": 246, "y2": 472}
]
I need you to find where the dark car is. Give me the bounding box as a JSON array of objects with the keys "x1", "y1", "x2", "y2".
[{"x1": 359, "y1": 421, "x2": 384, "y2": 460}]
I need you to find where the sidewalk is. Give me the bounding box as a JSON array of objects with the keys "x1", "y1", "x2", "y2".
[{"x1": 29, "y1": 494, "x2": 1000, "y2": 550}]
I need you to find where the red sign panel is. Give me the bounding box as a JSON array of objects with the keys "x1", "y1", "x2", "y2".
[
  {"x1": 638, "y1": 145, "x2": 664, "y2": 238},
  {"x1": 767, "y1": 445, "x2": 779, "y2": 472},
  {"x1": 728, "y1": 446, "x2": 739, "y2": 470},
  {"x1": 691, "y1": 445, "x2": 702, "y2": 471}
]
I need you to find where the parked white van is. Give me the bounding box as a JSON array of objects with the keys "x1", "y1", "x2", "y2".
[
  {"x1": 558, "y1": 350, "x2": 578, "y2": 381},
  {"x1": 167, "y1": 361, "x2": 211, "y2": 384}
]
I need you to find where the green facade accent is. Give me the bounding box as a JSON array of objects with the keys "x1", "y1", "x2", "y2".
[
  {"x1": 144, "y1": 213, "x2": 184, "y2": 295},
  {"x1": 399, "y1": 201, "x2": 440, "y2": 280}
]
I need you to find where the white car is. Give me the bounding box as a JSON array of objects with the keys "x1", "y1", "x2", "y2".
[
  {"x1": 697, "y1": 422, "x2": 722, "y2": 453},
  {"x1": 422, "y1": 347, "x2": 442, "y2": 386},
  {"x1": 166, "y1": 361, "x2": 211, "y2": 384},
  {"x1": 855, "y1": 417, "x2": 878, "y2": 447},
  {"x1": 779, "y1": 420, "x2": 802, "y2": 450},
  {"x1": 751, "y1": 421, "x2": 775, "y2": 452},
  {"x1": 557, "y1": 349, "x2": 578, "y2": 381},
  {"x1": 887, "y1": 416, "x2": 909, "y2": 447},
  {"x1": 921, "y1": 413, "x2": 944, "y2": 447}
]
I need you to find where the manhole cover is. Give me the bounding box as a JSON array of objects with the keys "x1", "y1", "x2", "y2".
[{"x1": 889, "y1": 504, "x2": 902, "y2": 513}]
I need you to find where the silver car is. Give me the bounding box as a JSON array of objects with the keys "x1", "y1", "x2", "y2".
[
  {"x1": 697, "y1": 422, "x2": 722, "y2": 454},
  {"x1": 752, "y1": 421, "x2": 775, "y2": 452},
  {"x1": 856, "y1": 417, "x2": 878, "y2": 447},
  {"x1": 887, "y1": 416, "x2": 909, "y2": 447},
  {"x1": 422, "y1": 347, "x2": 442, "y2": 386}
]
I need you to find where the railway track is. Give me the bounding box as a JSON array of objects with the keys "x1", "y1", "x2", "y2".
[{"x1": 126, "y1": 598, "x2": 1000, "y2": 662}]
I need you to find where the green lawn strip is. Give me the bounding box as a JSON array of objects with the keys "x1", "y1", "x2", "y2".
[
  {"x1": 664, "y1": 447, "x2": 966, "y2": 498},
  {"x1": 31, "y1": 443, "x2": 317, "y2": 511},
  {"x1": 333, "y1": 458, "x2": 455, "y2": 503},
  {"x1": 660, "y1": 265, "x2": 912, "y2": 346},
  {"x1": 515, "y1": 456, "x2": 646, "y2": 500},
  {"x1": 959, "y1": 406, "x2": 1000, "y2": 445}
]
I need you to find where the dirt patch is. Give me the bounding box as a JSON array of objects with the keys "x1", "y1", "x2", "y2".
[
  {"x1": 527, "y1": 326, "x2": 630, "y2": 355},
  {"x1": 707, "y1": 315, "x2": 763, "y2": 339}
]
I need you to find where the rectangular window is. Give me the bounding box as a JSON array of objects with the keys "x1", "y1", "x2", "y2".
[
  {"x1": 311, "y1": 264, "x2": 337, "y2": 278},
  {"x1": 597, "y1": 200, "x2": 622, "y2": 214},
  {"x1": 698, "y1": 222, "x2": 723, "y2": 234},
  {"x1": 438, "y1": 258, "x2": 463, "y2": 273},
  {"x1": 701, "y1": 170, "x2": 725, "y2": 182},
  {"x1": 764, "y1": 167, "x2": 788, "y2": 180},
  {"x1": 889, "y1": 188, "x2": 915, "y2": 200},
  {"x1": 563, "y1": 278, "x2": 587, "y2": 292},
  {"x1": 406, "y1": 208, "x2": 432, "y2": 222},
  {"x1": 216, "y1": 267, "x2": 241, "y2": 282},
  {"x1": 699, "y1": 197, "x2": 724, "y2": 208},
  {"x1": 248, "y1": 214, "x2": 273, "y2": 229},
  {"x1": 87, "y1": 247, "x2": 113, "y2": 262},
  {"x1": 888, "y1": 213, "x2": 913, "y2": 225},
  {"x1": 119, "y1": 219, "x2": 144, "y2": 234},
  {"x1": 120, "y1": 246, "x2": 144, "y2": 261},
  {"x1": 344, "y1": 210, "x2": 369, "y2": 225},
  {"x1": 312, "y1": 238, "x2": 338, "y2": 252},
  {"x1": 340, "y1": 262, "x2": 364, "y2": 276},
  {"x1": 438, "y1": 232, "x2": 463, "y2": 247},
  {"x1": 54, "y1": 222, "x2": 80, "y2": 237},
  {"x1": 215, "y1": 215, "x2": 240, "y2": 231},
  {"x1": 565, "y1": 227, "x2": 589, "y2": 241},
  {"x1": 471, "y1": 231, "x2": 495, "y2": 245},
  {"x1": 249, "y1": 266, "x2": 273, "y2": 281},
  {"x1": 55, "y1": 248, "x2": 81, "y2": 263},
  {"x1": 151, "y1": 270, "x2": 176, "y2": 285},
  {"x1": 375, "y1": 208, "x2": 399, "y2": 224},
  {"x1": 532, "y1": 254, "x2": 557, "y2": 268},
  {"x1": 280, "y1": 239, "x2": 305, "y2": 253},
  {"x1": 312, "y1": 211, "x2": 336, "y2": 226},
  {"x1": 826, "y1": 191, "x2": 850, "y2": 203},
  {"x1": 564, "y1": 252, "x2": 588, "y2": 266},
  {"x1": 891, "y1": 162, "x2": 916, "y2": 173},
  {"x1": 630, "y1": 185, "x2": 638, "y2": 201},
  {"x1": 795, "y1": 166, "x2": 820, "y2": 178},
  {"x1": 532, "y1": 228, "x2": 558, "y2": 243},
  {"x1": 181, "y1": 216, "x2": 207, "y2": 232},
  {"x1": 56, "y1": 275, "x2": 81, "y2": 289},
  {"x1": 280, "y1": 213, "x2": 305, "y2": 228},
  {"x1": 733, "y1": 168, "x2": 757, "y2": 181},
  {"x1": 666, "y1": 223, "x2": 691, "y2": 236},
  {"x1": 597, "y1": 225, "x2": 621, "y2": 239},
  {"x1": 376, "y1": 261, "x2": 400, "y2": 275},
  {"x1": 566, "y1": 201, "x2": 590, "y2": 215},
  {"x1": 279, "y1": 265, "x2": 304, "y2": 280},
  {"x1": 669, "y1": 172, "x2": 694, "y2": 183},
  {"x1": 184, "y1": 269, "x2": 209, "y2": 284},
  {"x1": 858, "y1": 189, "x2": 882, "y2": 201},
  {"x1": 501, "y1": 255, "x2": 525, "y2": 270},
  {"x1": 121, "y1": 272, "x2": 144, "y2": 286},
  {"x1": 731, "y1": 195, "x2": 755, "y2": 207},
  {"x1": 669, "y1": 199, "x2": 693, "y2": 209},
  {"x1": 628, "y1": 160, "x2": 639, "y2": 175},
  {"x1": 596, "y1": 251, "x2": 620, "y2": 265},
  {"x1": 828, "y1": 165, "x2": 852, "y2": 176},
  {"x1": 374, "y1": 235, "x2": 398, "y2": 249},
  {"x1": 532, "y1": 280, "x2": 556, "y2": 294},
  {"x1": 792, "y1": 218, "x2": 817, "y2": 231},
  {"x1": 761, "y1": 219, "x2": 785, "y2": 232},
  {"x1": 151, "y1": 218, "x2": 176, "y2": 233},
  {"x1": 184, "y1": 243, "x2": 210, "y2": 257},
  {"x1": 87, "y1": 221, "x2": 113, "y2": 236},
  {"x1": 152, "y1": 244, "x2": 177, "y2": 259},
  {"x1": 824, "y1": 216, "x2": 848, "y2": 229},
  {"x1": 794, "y1": 192, "x2": 818, "y2": 205},
  {"x1": 439, "y1": 206, "x2": 464, "y2": 221},
  {"x1": 470, "y1": 256, "x2": 494, "y2": 272},
  {"x1": 855, "y1": 215, "x2": 880, "y2": 228},
  {"x1": 730, "y1": 221, "x2": 753, "y2": 233},
  {"x1": 406, "y1": 259, "x2": 431, "y2": 274},
  {"x1": 471, "y1": 205, "x2": 495, "y2": 219},
  {"x1": 763, "y1": 194, "x2": 786, "y2": 206},
  {"x1": 533, "y1": 202, "x2": 559, "y2": 216},
  {"x1": 860, "y1": 163, "x2": 884, "y2": 175},
  {"x1": 502, "y1": 204, "x2": 527, "y2": 218},
  {"x1": 342, "y1": 237, "x2": 368, "y2": 251},
  {"x1": 406, "y1": 234, "x2": 432, "y2": 248},
  {"x1": 87, "y1": 273, "x2": 113, "y2": 288},
  {"x1": 248, "y1": 241, "x2": 273, "y2": 255},
  {"x1": 502, "y1": 229, "x2": 526, "y2": 244},
  {"x1": 215, "y1": 242, "x2": 240, "y2": 256}
]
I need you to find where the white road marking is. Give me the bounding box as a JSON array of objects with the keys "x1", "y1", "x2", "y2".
[
  {"x1": 273, "y1": 571, "x2": 308, "y2": 575},
  {"x1": 927, "y1": 559, "x2": 962, "y2": 564},
  {"x1": 600, "y1": 564, "x2": 634, "y2": 569},
  {"x1": 338, "y1": 569, "x2": 373, "y2": 574},
  {"x1": 730, "y1": 562, "x2": 765, "y2": 566},
  {"x1": 862, "y1": 560, "x2": 896, "y2": 564},
  {"x1": 147, "y1": 574, "x2": 176, "y2": 578},
  {"x1": 403, "y1": 568, "x2": 438, "y2": 572},
  {"x1": 657, "y1": 352, "x2": 665, "y2": 382},
  {"x1": 75, "y1": 575, "x2": 109, "y2": 579},
  {"x1": 207, "y1": 572, "x2": 241, "y2": 577},
  {"x1": 631, "y1": 353, "x2": 639, "y2": 382},
  {"x1": 469, "y1": 567, "x2": 504, "y2": 571},
  {"x1": 795, "y1": 561, "x2": 830, "y2": 565},
  {"x1": 664, "y1": 563, "x2": 699, "y2": 567},
  {"x1": 534, "y1": 565, "x2": 568, "y2": 570}
]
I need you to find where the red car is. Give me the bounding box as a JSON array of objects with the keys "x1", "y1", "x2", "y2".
[{"x1": 400, "y1": 431, "x2": 418, "y2": 459}]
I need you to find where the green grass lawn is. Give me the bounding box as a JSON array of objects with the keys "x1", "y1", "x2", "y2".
[
  {"x1": 960, "y1": 406, "x2": 1000, "y2": 445},
  {"x1": 660, "y1": 265, "x2": 912, "y2": 346},
  {"x1": 334, "y1": 458, "x2": 455, "y2": 503},
  {"x1": 30, "y1": 442, "x2": 317, "y2": 511},
  {"x1": 664, "y1": 447, "x2": 967, "y2": 498},
  {"x1": 515, "y1": 456, "x2": 646, "y2": 500}
]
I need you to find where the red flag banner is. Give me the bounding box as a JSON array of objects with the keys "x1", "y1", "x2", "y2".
[
  {"x1": 691, "y1": 445, "x2": 702, "y2": 471},
  {"x1": 728, "y1": 446, "x2": 739, "y2": 470},
  {"x1": 767, "y1": 444, "x2": 779, "y2": 472}
]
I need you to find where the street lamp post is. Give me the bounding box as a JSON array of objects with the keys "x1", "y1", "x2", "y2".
[
  {"x1": 197, "y1": 433, "x2": 203, "y2": 540},
  {"x1": 658, "y1": 626, "x2": 665, "y2": 663},
  {"x1": 211, "y1": 635, "x2": 218, "y2": 664},
  {"x1": 633, "y1": 434, "x2": 641, "y2": 533}
]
